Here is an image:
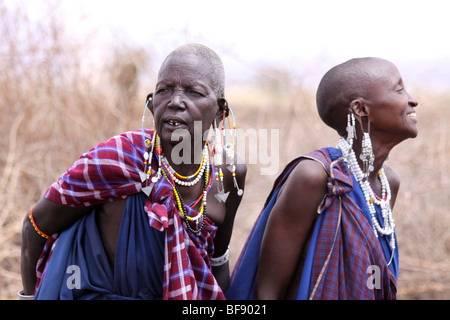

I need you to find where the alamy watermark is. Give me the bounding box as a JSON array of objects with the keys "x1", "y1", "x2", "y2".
[
  {"x1": 65, "y1": 263, "x2": 383, "y2": 291},
  {"x1": 168, "y1": 121, "x2": 279, "y2": 176},
  {"x1": 66, "y1": 265, "x2": 81, "y2": 290},
  {"x1": 366, "y1": 265, "x2": 381, "y2": 290}
]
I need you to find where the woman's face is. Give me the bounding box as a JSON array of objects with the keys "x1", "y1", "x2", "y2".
[
  {"x1": 150, "y1": 53, "x2": 221, "y2": 149},
  {"x1": 365, "y1": 60, "x2": 419, "y2": 140}
]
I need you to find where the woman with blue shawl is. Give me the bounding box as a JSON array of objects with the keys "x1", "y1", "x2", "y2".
[{"x1": 226, "y1": 57, "x2": 418, "y2": 300}]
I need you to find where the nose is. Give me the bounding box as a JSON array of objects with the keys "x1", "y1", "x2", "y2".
[
  {"x1": 167, "y1": 91, "x2": 186, "y2": 110},
  {"x1": 408, "y1": 93, "x2": 419, "y2": 108}
]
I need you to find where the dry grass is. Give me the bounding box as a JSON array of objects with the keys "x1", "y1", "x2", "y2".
[{"x1": 1, "y1": 1, "x2": 448, "y2": 299}]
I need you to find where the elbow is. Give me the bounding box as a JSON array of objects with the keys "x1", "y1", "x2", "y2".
[
  {"x1": 254, "y1": 278, "x2": 285, "y2": 300},
  {"x1": 22, "y1": 212, "x2": 32, "y2": 239},
  {"x1": 254, "y1": 285, "x2": 282, "y2": 300}
]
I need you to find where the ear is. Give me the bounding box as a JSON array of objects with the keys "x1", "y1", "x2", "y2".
[
  {"x1": 350, "y1": 98, "x2": 369, "y2": 118},
  {"x1": 350, "y1": 98, "x2": 371, "y2": 132},
  {"x1": 146, "y1": 93, "x2": 154, "y2": 114},
  {"x1": 215, "y1": 98, "x2": 229, "y2": 123}
]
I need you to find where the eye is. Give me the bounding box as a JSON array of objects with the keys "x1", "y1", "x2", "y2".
[
  {"x1": 395, "y1": 85, "x2": 404, "y2": 93},
  {"x1": 155, "y1": 87, "x2": 170, "y2": 95},
  {"x1": 187, "y1": 88, "x2": 205, "y2": 97}
]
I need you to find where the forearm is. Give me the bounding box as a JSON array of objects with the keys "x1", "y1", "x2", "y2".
[
  {"x1": 212, "y1": 261, "x2": 230, "y2": 292},
  {"x1": 254, "y1": 241, "x2": 299, "y2": 300},
  {"x1": 20, "y1": 214, "x2": 47, "y2": 295},
  {"x1": 254, "y1": 160, "x2": 328, "y2": 300}
]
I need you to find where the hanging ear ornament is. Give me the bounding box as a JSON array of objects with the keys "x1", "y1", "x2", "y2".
[
  {"x1": 140, "y1": 94, "x2": 160, "y2": 196},
  {"x1": 223, "y1": 106, "x2": 243, "y2": 196},
  {"x1": 346, "y1": 113, "x2": 356, "y2": 148},
  {"x1": 212, "y1": 105, "x2": 243, "y2": 203},
  {"x1": 212, "y1": 117, "x2": 229, "y2": 203},
  {"x1": 360, "y1": 117, "x2": 375, "y2": 178}
]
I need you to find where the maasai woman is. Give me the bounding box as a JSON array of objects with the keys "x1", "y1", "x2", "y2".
[
  {"x1": 20, "y1": 43, "x2": 246, "y2": 300},
  {"x1": 227, "y1": 57, "x2": 418, "y2": 300}
]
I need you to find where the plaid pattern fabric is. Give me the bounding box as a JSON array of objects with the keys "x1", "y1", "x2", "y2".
[
  {"x1": 303, "y1": 148, "x2": 397, "y2": 299},
  {"x1": 35, "y1": 234, "x2": 59, "y2": 292},
  {"x1": 40, "y1": 130, "x2": 224, "y2": 300}
]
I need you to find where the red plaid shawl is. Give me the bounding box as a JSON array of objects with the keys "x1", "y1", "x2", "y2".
[{"x1": 41, "y1": 130, "x2": 225, "y2": 300}]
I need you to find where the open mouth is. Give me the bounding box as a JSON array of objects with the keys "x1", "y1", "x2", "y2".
[
  {"x1": 164, "y1": 117, "x2": 188, "y2": 129},
  {"x1": 167, "y1": 120, "x2": 183, "y2": 126},
  {"x1": 407, "y1": 112, "x2": 417, "y2": 118}
]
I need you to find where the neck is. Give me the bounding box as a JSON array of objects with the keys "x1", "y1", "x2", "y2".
[{"x1": 351, "y1": 131, "x2": 394, "y2": 183}]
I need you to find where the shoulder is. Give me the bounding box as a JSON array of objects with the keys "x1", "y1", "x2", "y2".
[
  {"x1": 286, "y1": 158, "x2": 328, "y2": 189},
  {"x1": 266, "y1": 158, "x2": 328, "y2": 228},
  {"x1": 276, "y1": 158, "x2": 328, "y2": 211},
  {"x1": 85, "y1": 132, "x2": 135, "y2": 152},
  {"x1": 117, "y1": 130, "x2": 151, "y2": 149},
  {"x1": 83, "y1": 130, "x2": 149, "y2": 158},
  {"x1": 383, "y1": 164, "x2": 400, "y2": 209},
  {"x1": 383, "y1": 163, "x2": 400, "y2": 194},
  {"x1": 234, "y1": 153, "x2": 247, "y2": 180}
]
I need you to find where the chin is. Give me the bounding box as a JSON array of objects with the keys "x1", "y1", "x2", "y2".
[{"x1": 409, "y1": 126, "x2": 419, "y2": 138}]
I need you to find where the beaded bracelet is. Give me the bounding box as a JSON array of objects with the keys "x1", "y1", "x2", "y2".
[
  {"x1": 18, "y1": 290, "x2": 34, "y2": 300},
  {"x1": 28, "y1": 206, "x2": 49, "y2": 239},
  {"x1": 210, "y1": 247, "x2": 229, "y2": 267}
]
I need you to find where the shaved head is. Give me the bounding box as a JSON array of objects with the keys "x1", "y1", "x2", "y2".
[
  {"x1": 316, "y1": 57, "x2": 391, "y2": 136},
  {"x1": 161, "y1": 43, "x2": 225, "y2": 98}
]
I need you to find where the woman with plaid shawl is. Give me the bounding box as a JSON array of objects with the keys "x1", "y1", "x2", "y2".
[
  {"x1": 20, "y1": 44, "x2": 246, "y2": 300},
  {"x1": 227, "y1": 57, "x2": 418, "y2": 300}
]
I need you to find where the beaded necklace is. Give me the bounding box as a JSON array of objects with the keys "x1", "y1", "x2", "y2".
[
  {"x1": 160, "y1": 145, "x2": 209, "y2": 187},
  {"x1": 154, "y1": 134, "x2": 213, "y2": 235},
  {"x1": 337, "y1": 138, "x2": 396, "y2": 258}
]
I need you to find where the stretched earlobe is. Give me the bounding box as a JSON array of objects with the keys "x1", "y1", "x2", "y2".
[
  {"x1": 350, "y1": 99, "x2": 371, "y2": 131},
  {"x1": 218, "y1": 98, "x2": 229, "y2": 118},
  {"x1": 146, "y1": 93, "x2": 154, "y2": 113}
]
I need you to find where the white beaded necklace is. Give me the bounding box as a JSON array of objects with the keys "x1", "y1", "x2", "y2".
[
  {"x1": 160, "y1": 144, "x2": 209, "y2": 187},
  {"x1": 337, "y1": 138, "x2": 396, "y2": 256}
]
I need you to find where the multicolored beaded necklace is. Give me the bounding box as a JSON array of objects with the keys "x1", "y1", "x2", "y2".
[{"x1": 146, "y1": 134, "x2": 213, "y2": 235}]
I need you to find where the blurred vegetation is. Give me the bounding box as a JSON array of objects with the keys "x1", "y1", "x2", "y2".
[{"x1": 1, "y1": 0, "x2": 449, "y2": 299}]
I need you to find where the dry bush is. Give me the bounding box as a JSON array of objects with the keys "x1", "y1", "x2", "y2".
[
  {"x1": 229, "y1": 79, "x2": 450, "y2": 300},
  {"x1": 0, "y1": 1, "x2": 153, "y2": 298},
  {"x1": 389, "y1": 90, "x2": 450, "y2": 298},
  {"x1": 1, "y1": 0, "x2": 448, "y2": 300}
]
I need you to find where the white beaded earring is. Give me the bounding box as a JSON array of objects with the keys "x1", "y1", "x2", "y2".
[
  {"x1": 140, "y1": 94, "x2": 160, "y2": 196},
  {"x1": 346, "y1": 113, "x2": 356, "y2": 148},
  {"x1": 223, "y1": 106, "x2": 243, "y2": 196},
  {"x1": 211, "y1": 105, "x2": 243, "y2": 203},
  {"x1": 360, "y1": 132, "x2": 375, "y2": 178},
  {"x1": 212, "y1": 120, "x2": 227, "y2": 202}
]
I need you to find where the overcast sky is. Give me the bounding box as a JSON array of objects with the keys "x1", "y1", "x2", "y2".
[{"x1": 22, "y1": 0, "x2": 450, "y2": 89}]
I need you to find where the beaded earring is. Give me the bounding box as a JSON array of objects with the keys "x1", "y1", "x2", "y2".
[
  {"x1": 223, "y1": 107, "x2": 243, "y2": 196},
  {"x1": 140, "y1": 94, "x2": 161, "y2": 196},
  {"x1": 211, "y1": 105, "x2": 242, "y2": 203},
  {"x1": 356, "y1": 111, "x2": 374, "y2": 178},
  {"x1": 346, "y1": 113, "x2": 356, "y2": 148},
  {"x1": 360, "y1": 132, "x2": 375, "y2": 178},
  {"x1": 212, "y1": 119, "x2": 228, "y2": 203}
]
